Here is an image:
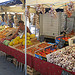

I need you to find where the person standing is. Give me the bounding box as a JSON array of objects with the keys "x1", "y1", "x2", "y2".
[{"x1": 8, "y1": 20, "x2": 31, "y2": 40}]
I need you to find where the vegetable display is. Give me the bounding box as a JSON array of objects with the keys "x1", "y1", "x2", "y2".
[{"x1": 46, "y1": 45, "x2": 75, "y2": 72}]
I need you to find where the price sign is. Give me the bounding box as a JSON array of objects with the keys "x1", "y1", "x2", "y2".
[{"x1": 61, "y1": 70, "x2": 73, "y2": 75}]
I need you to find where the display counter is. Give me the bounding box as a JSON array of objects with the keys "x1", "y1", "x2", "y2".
[{"x1": 0, "y1": 43, "x2": 75, "y2": 75}]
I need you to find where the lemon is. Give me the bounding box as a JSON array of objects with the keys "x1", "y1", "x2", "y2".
[
  {"x1": 30, "y1": 34, "x2": 35, "y2": 39},
  {"x1": 27, "y1": 37, "x2": 30, "y2": 40},
  {"x1": 13, "y1": 40, "x2": 19, "y2": 45},
  {"x1": 19, "y1": 39, "x2": 23, "y2": 43},
  {"x1": 22, "y1": 39, "x2": 25, "y2": 41},
  {"x1": 27, "y1": 33, "x2": 30, "y2": 37},
  {"x1": 27, "y1": 42, "x2": 32, "y2": 45},
  {"x1": 27, "y1": 40, "x2": 30, "y2": 43},
  {"x1": 22, "y1": 41, "x2": 25, "y2": 45},
  {"x1": 15, "y1": 36, "x2": 20, "y2": 40},
  {"x1": 23, "y1": 34, "x2": 25, "y2": 38},
  {"x1": 9, "y1": 42, "x2": 13, "y2": 46}
]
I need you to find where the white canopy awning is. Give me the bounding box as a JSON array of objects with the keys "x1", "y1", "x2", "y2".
[
  {"x1": 0, "y1": 0, "x2": 10, "y2": 3},
  {"x1": 26, "y1": 0, "x2": 75, "y2": 5},
  {"x1": 26, "y1": 0, "x2": 75, "y2": 9},
  {"x1": 0, "y1": 5, "x2": 36, "y2": 13}
]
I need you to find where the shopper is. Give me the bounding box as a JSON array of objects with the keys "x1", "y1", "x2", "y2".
[
  {"x1": 0, "y1": 19, "x2": 6, "y2": 26},
  {"x1": 8, "y1": 19, "x2": 13, "y2": 28}
]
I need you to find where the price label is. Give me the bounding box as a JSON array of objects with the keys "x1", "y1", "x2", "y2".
[{"x1": 61, "y1": 70, "x2": 73, "y2": 75}]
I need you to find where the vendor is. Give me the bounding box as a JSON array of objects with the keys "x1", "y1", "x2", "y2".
[
  {"x1": 18, "y1": 20, "x2": 31, "y2": 33},
  {"x1": 9, "y1": 20, "x2": 31, "y2": 40}
]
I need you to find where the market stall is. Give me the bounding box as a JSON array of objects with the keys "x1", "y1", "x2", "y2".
[
  {"x1": 0, "y1": 43, "x2": 75, "y2": 75},
  {"x1": 0, "y1": 0, "x2": 75, "y2": 75}
]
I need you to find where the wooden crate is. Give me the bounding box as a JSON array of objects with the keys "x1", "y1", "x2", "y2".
[
  {"x1": 35, "y1": 42, "x2": 52, "y2": 49},
  {"x1": 9, "y1": 44, "x2": 24, "y2": 53},
  {"x1": 27, "y1": 45, "x2": 41, "y2": 57},
  {"x1": 13, "y1": 58, "x2": 17, "y2": 66},
  {"x1": 68, "y1": 36, "x2": 75, "y2": 46},
  {"x1": 27, "y1": 65, "x2": 40, "y2": 75}
]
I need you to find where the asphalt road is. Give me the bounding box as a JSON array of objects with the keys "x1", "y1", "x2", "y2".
[{"x1": 0, "y1": 51, "x2": 24, "y2": 75}]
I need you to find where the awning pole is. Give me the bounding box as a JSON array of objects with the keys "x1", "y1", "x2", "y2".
[{"x1": 25, "y1": 0, "x2": 27, "y2": 75}]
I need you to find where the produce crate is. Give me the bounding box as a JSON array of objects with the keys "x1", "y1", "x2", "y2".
[
  {"x1": 66, "y1": 34, "x2": 75, "y2": 38},
  {"x1": 32, "y1": 41, "x2": 40, "y2": 46},
  {"x1": 27, "y1": 42, "x2": 52, "y2": 57},
  {"x1": 6, "y1": 28, "x2": 18, "y2": 36},
  {"x1": 55, "y1": 34, "x2": 75, "y2": 44},
  {"x1": 35, "y1": 45, "x2": 57, "y2": 61},
  {"x1": 35, "y1": 54, "x2": 44, "y2": 60},
  {"x1": 36, "y1": 42, "x2": 52, "y2": 48},
  {"x1": 27, "y1": 45, "x2": 42, "y2": 57},
  {"x1": 55, "y1": 35, "x2": 64, "y2": 44},
  {"x1": 27, "y1": 65, "x2": 40, "y2": 75},
  {"x1": 46, "y1": 46, "x2": 70, "y2": 61},
  {"x1": 2, "y1": 28, "x2": 13, "y2": 36},
  {"x1": 13, "y1": 58, "x2": 17, "y2": 66},
  {"x1": 9, "y1": 44, "x2": 24, "y2": 53},
  {"x1": 68, "y1": 36, "x2": 75, "y2": 46},
  {"x1": 6, "y1": 55, "x2": 14, "y2": 63},
  {"x1": 46, "y1": 45, "x2": 75, "y2": 73},
  {"x1": 35, "y1": 54, "x2": 46, "y2": 61}
]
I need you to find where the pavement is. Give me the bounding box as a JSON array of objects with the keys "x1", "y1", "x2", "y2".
[{"x1": 0, "y1": 51, "x2": 24, "y2": 75}]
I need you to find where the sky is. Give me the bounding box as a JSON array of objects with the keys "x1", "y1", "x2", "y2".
[{"x1": 0, "y1": 0, "x2": 10, "y2": 3}]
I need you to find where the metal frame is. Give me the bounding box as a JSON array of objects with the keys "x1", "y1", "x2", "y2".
[{"x1": 25, "y1": 0, "x2": 27, "y2": 75}]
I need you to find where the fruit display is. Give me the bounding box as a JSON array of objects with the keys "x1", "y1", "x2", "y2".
[
  {"x1": 56, "y1": 36, "x2": 70, "y2": 42},
  {"x1": 0, "y1": 28, "x2": 12, "y2": 35},
  {"x1": 0, "y1": 27, "x2": 16, "y2": 39},
  {"x1": 26, "y1": 42, "x2": 52, "y2": 56},
  {"x1": 26, "y1": 42, "x2": 52, "y2": 55},
  {"x1": 37, "y1": 42, "x2": 51, "y2": 48},
  {"x1": 0, "y1": 38, "x2": 5, "y2": 43},
  {"x1": 0, "y1": 25, "x2": 9, "y2": 31},
  {"x1": 27, "y1": 46, "x2": 41, "y2": 55},
  {"x1": 9, "y1": 36, "x2": 23, "y2": 46},
  {"x1": 0, "y1": 25, "x2": 5, "y2": 31},
  {"x1": 0, "y1": 34, "x2": 6, "y2": 38},
  {"x1": 46, "y1": 45, "x2": 75, "y2": 72},
  {"x1": 6, "y1": 28, "x2": 19, "y2": 39},
  {"x1": 14, "y1": 42, "x2": 52, "y2": 55},
  {"x1": 36, "y1": 48, "x2": 57, "y2": 57},
  {"x1": 56, "y1": 31, "x2": 75, "y2": 44},
  {"x1": 15, "y1": 45, "x2": 25, "y2": 52},
  {"x1": 62, "y1": 37, "x2": 70, "y2": 41},
  {"x1": 27, "y1": 33, "x2": 36, "y2": 45},
  {"x1": 14, "y1": 40, "x2": 40, "y2": 54},
  {"x1": 3, "y1": 40, "x2": 10, "y2": 46},
  {"x1": 30, "y1": 34, "x2": 35, "y2": 39},
  {"x1": 9, "y1": 33, "x2": 37, "y2": 53},
  {"x1": 15, "y1": 44, "x2": 32, "y2": 51},
  {"x1": 9, "y1": 33, "x2": 36, "y2": 46}
]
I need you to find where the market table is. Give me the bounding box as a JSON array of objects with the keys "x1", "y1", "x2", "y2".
[{"x1": 0, "y1": 43, "x2": 75, "y2": 75}]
